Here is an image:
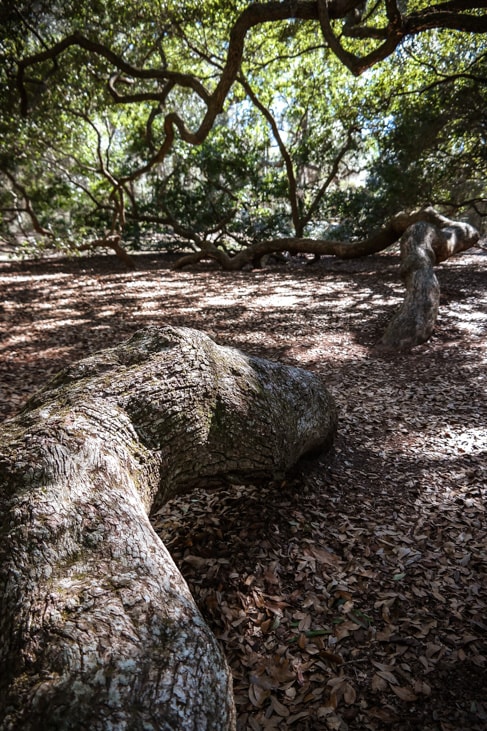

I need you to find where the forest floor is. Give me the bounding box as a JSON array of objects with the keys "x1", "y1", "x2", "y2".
[{"x1": 1, "y1": 247, "x2": 486, "y2": 731}]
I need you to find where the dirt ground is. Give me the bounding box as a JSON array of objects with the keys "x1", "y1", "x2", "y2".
[{"x1": 1, "y1": 247, "x2": 486, "y2": 730}]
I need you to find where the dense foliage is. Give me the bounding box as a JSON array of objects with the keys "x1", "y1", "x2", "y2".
[{"x1": 0, "y1": 1, "x2": 486, "y2": 259}]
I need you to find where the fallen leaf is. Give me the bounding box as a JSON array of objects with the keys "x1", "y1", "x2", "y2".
[{"x1": 391, "y1": 685, "x2": 418, "y2": 702}]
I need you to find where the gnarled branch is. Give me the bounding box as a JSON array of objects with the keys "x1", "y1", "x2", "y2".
[
  {"x1": 0, "y1": 326, "x2": 337, "y2": 730},
  {"x1": 379, "y1": 218, "x2": 479, "y2": 349}
]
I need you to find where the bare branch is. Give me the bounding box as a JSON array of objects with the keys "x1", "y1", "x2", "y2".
[
  {"x1": 302, "y1": 127, "x2": 358, "y2": 229},
  {"x1": 238, "y1": 74, "x2": 302, "y2": 235}
]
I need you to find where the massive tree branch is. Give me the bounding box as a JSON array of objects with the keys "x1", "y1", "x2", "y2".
[
  {"x1": 0, "y1": 326, "x2": 336, "y2": 730},
  {"x1": 172, "y1": 206, "x2": 470, "y2": 270},
  {"x1": 379, "y1": 218, "x2": 479, "y2": 349},
  {"x1": 172, "y1": 209, "x2": 480, "y2": 350}
]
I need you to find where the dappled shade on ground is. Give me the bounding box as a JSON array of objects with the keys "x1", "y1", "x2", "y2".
[{"x1": 1, "y1": 249, "x2": 486, "y2": 729}]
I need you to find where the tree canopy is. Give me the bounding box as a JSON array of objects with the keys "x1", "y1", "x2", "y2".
[{"x1": 1, "y1": 1, "x2": 486, "y2": 260}]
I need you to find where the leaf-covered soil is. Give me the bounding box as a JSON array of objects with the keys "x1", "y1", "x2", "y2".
[{"x1": 1, "y1": 247, "x2": 486, "y2": 730}]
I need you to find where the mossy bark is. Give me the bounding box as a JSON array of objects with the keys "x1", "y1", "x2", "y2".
[{"x1": 0, "y1": 326, "x2": 336, "y2": 731}]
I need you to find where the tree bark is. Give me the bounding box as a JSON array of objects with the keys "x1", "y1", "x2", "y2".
[
  {"x1": 379, "y1": 219, "x2": 479, "y2": 350},
  {"x1": 172, "y1": 206, "x2": 474, "y2": 271},
  {"x1": 78, "y1": 234, "x2": 137, "y2": 269},
  {"x1": 0, "y1": 326, "x2": 336, "y2": 731}
]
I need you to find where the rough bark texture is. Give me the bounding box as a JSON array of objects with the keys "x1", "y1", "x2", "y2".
[
  {"x1": 0, "y1": 326, "x2": 336, "y2": 731},
  {"x1": 379, "y1": 219, "x2": 479, "y2": 350}
]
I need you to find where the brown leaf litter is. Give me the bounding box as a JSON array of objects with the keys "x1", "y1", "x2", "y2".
[{"x1": 1, "y1": 247, "x2": 486, "y2": 730}]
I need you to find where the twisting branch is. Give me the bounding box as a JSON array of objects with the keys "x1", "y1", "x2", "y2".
[
  {"x1": 238, "y1": 74, "x2": 302, "y2": 235},
  {"x1": 404, "y1": 2, "x2": 487, "y2": 34},
  {"x1": 0, "y1": 325, "x2": 336, "y2": 729},
  {"x1": 14, "y1": 3, "x2": 384, "y2": 187},
  {"x1": 317, "y1": 0, "x2": 405, "y2": 76},
  {"x1": 17, "y1": 32, "x2": 210, "y2": 115},
  {"x1": 173, "y1": 206, "x2": 479, "y2": 271},
  {"x1": 317, "y1": 0, "x2": 366, "y2": 74},
  {"x1": 301, "y1": 127, "x2": 358, "y2": 230},
  {"x1": 379, "y1": 217, "x2": 479, "y2": 350},
  {"x1": 15, "y1": 1, "x2": 487, "y2": 190}
]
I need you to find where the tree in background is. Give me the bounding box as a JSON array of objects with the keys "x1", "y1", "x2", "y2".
[
  {"x1": 1, "y1": 1, "x2": 485, "y2": 252},
  {"x1": 1, "y1": 1, "x2": 486, "y2": 345}
]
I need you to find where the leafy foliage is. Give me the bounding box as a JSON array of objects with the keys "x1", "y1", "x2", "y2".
[
  {"x1": 365, "y1": 35, "x2": 487, "y2": 225},
  {"x1": 1, "y1": 1, "x2": 486, "y2": 256}
]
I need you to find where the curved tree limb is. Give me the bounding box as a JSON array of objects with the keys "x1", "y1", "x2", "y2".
[
  {"x1": 238, "y1": 73, "x2": 302, "y2": 235},
  {"x1": 77, "y1": 233, "x2": 136, "y2": 268},
  {"x1": 17, "y1": 32, "x2": 210, "y2": 116},
  {"x1": 317, "y1": 0, "x2": 406, "y2": 76},
  {"x1": 0, "y1": 326, "x2": 336, "y2": 730},
  {"x1": 172, "y1": 206, "x2": 468, "y2": 270},
  {"x1": 16, "y1": 2, "x2": 487, "y2": 184},
  {"x1": 379, "y1": 219, "x2": 479, "y2": 349}
]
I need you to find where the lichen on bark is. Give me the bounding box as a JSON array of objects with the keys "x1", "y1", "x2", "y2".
[{"x1": 0, "y1": 326, "x2": 336, "y2": 730}]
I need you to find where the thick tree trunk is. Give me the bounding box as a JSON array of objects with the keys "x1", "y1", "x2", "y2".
[
  {"x1": 0, "y1": 326, "x2": 336, "y2": 731},
  {"x1": 379, "y1": 219, "x2": 479, "y2": 350}
]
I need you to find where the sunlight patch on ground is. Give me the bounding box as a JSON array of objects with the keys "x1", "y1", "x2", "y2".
[
  {"x1": 5, "y1": 273, "x2": 72, "y2": 284},
  {"x1": 244, "y1": 293, "x2": 303, "y2": 307},
  {"x1": 444, "y1": 303, "x2": 487, "y2": 336},
  {"x1": 439, "y1": 426, "x2": 487, "y2": 456},
  {"x1": 204, "y1": 295, "x2": 247, "y2": 307}
]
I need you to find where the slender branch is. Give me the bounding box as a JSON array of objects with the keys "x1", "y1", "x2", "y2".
[
  {"x1": 436, "y1": 197, "x2": 487, "y2": 216},
  {"x1": 2, "y1": 170, "x2": 54, "y2": 238},
  {"x1": 238, "y1": 74, "x2": 302, "y2": 235},
  {"x1": 302, "y1": 127, "x2": 357, "y2": 229},
  {"x1": 17, "y1": 32, "x2": 210, "y2": 114}
]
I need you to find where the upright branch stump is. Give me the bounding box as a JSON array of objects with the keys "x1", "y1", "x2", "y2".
[{"x1": 0, "y1": 326, "x2": 337, "y2": 731}]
